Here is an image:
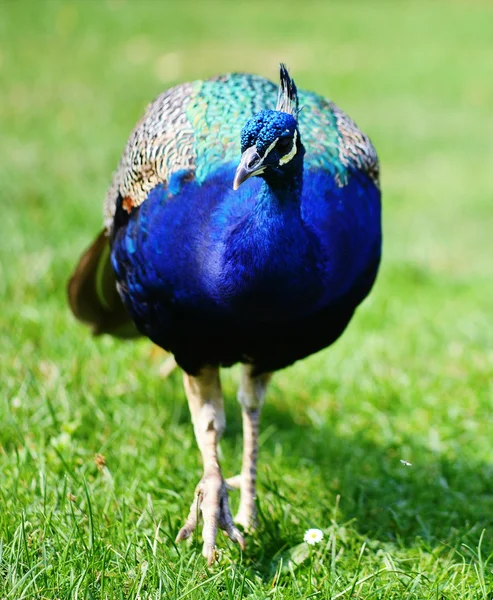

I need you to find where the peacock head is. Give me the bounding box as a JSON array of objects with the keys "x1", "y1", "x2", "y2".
[{"x1": 233, "y1": 64, "x2": 304, "y2": 190}]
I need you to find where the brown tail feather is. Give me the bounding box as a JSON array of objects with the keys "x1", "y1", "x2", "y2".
[{"x1": 67, "y1": 230, "x2": 140, "y2": 338}]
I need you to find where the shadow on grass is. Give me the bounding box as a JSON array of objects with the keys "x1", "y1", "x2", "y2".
[{"x1": 223, "y1": 397, "x2": 493, "y2": 576}]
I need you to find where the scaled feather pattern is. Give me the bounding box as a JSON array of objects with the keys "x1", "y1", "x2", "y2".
[
  {"x1": 68, "y1": 65, "x2": 382, "y2": 562},
  {"x1": 103, "y1": 71, "x2": 379, "y2": 226},
  {"x1": 87, "y1": 70, "x2": 381, "y2": 375}
]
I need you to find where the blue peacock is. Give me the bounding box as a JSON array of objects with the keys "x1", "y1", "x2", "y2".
[{"x1": 68, "y1": 65, "x2": 382, "y2": 564}]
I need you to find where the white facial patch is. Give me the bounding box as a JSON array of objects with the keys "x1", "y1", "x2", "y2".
[{"x1": 278, "y1": 130, "x2": 298, "y2": 166}]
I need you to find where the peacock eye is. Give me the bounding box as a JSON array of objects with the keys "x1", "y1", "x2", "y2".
[{"x1": 276, "y1": 137, "x2": 292, "y2": 153}]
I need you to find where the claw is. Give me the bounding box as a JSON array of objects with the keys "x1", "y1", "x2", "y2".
[
  {"x1": 203, "y1": 544, "x2": 217, "y2": 565},
  {"x1": 224, "y1": 526, "x2": 246, "y2": 550},
  {"x1": 225, "y1": 474, "x2": 242, "y2": 490},
  {"x1": 175, "y1": 525, "x2": 192, "y2": 542},
  {"x1": 176, "y1": 473, "x2": 244, "y2": 563}
]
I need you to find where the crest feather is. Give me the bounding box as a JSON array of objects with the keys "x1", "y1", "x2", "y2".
[{"x1": 276, "y1": 64, "x2": 299, "y2": 116}]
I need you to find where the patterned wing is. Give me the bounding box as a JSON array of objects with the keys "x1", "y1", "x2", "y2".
[
  {"x1": 103, "y1": 74, "x2": 277, "y2": 229},
  {"x1": 104, "y1": 82, "x2": 196, "y2": 229},
  {"x1": 298, "y1": 91, "x2": 380, "y2": 188},
  {"x1": 103, "y1": 72, "x2": 379, "y2": 230}
]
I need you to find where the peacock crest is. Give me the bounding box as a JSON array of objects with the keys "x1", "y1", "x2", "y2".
[
  {"x1": 103, "y1": 67, "x2": 379, "y2": 231},
  {"x1": 276, "y1": 63, "x2": 299, "y2": 116}
]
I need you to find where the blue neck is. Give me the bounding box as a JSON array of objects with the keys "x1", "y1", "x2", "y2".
[
  {"x1": 212, "y1": 155, "x2": 322, "y2": 319},
  {"x1": 252, "y1": 177, "x2": 302, "y2": 222},
  {"x1": 239, "y1": 154, "x2": 306, "y2": 259},
  {"x1": 260, "y1": 148, "x2": 304, "y2": 206}
]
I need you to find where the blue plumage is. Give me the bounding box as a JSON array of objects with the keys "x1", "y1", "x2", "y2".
[
  {"x1": 68, "y1": 65, "x2": 381, "y2": 562},
  {"x1": 110, "y1": 140, "x2": 380, "y2": 374}
]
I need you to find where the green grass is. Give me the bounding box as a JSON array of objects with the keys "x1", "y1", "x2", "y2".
[{"x1": 1, "y1": 0, "x2": 493, "y2": 597}]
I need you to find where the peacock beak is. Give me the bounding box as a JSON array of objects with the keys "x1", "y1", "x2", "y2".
[{"x1": 233, "y1": 146, "x2": 265, "y2": 190}]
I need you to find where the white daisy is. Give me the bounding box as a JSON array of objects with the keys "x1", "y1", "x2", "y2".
[{"x1": 304, "y1": 528, "x2": 324, "y2": 545}]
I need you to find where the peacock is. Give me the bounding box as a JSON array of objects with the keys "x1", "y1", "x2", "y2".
[{"x1": 68, "y1": 65, "x2": 381, "y2": 564}]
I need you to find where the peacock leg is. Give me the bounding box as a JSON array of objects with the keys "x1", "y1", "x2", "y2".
[
  {"x1": 176, "y1": 367, "x2": 245, "y2": 564},
  {"x1": 227, "y1": 365, "x2": 271, "y2": 530}
]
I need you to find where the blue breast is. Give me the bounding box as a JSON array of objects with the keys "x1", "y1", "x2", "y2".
[{"x1": 111, "y1": 166, "x2": 381, "y2": 373}]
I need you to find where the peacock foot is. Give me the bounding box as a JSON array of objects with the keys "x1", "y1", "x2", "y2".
[
  {"x1": 225, "y1": 474, "x2": 257, "y2": 532},
  {"x1": 176, "y1": 471, "x2": 245, "y2": 564}
]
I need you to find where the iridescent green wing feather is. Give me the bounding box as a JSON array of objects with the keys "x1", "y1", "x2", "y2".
[
  {"x1": 186, "y1": 74, "x2": 277, "y2": 181},
  {"x1": 72, "y1": 70, "x2": 378, "y2": 338},
  {"x1": 297, "y1": 90, "x2": 379, "y2": 187},
  {"x1": 103, "y1": 72, "x2": 379, "y2": 229},
  {"x1": 103, "y1": 74, "x2": 277, "y2": 227}
]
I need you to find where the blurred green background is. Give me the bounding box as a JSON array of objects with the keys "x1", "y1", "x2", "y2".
[{"x1": 1, "y1": 1, "x2": 492, "y2": 598}]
